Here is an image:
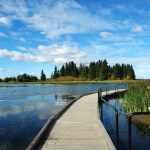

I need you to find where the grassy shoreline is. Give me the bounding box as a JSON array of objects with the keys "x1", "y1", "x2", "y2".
[{"x1": 0, "y1": 79, "x2": 137, "y2": 84}]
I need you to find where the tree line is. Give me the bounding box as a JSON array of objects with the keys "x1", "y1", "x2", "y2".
[
  {"x1": 0, "y1": 69, "x2": 47, "y2": 82},
  {"x1": 0, "y1": 59, "x2": 136, "y2": 82},
  {"x1": 51, "y1": 59, "x2": 135, "y2": 80},
  {"x1": 1, "y1": 73, "x2": 38, "y2": 82}
]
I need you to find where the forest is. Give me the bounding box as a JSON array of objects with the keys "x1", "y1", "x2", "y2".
[
  {"x1": 51, "y1": 59, "x2": 135, "y2": 80},
  {"x1": 0, "y1": 59, "x2": 135, "y2": 82}
]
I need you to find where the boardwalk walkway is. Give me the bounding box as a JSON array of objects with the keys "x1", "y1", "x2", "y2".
[{"x1": 35, "y1": 90, "x2": 123, "y2": 150}]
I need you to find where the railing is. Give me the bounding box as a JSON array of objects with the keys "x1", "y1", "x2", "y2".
[
  {"x1": 98, "y1": 84, "x2": 127, "y2": 97},
  {"x1": 128, "y1": 112, "x2": 150, "y2": 150},
  {"x1": 98, "y1": 84, "x2": 150, "y2": 150}
]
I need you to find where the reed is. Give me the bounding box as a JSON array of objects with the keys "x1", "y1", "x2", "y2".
[{"x1": 123, "y1": 80, "x2": 150, "y2": 113}]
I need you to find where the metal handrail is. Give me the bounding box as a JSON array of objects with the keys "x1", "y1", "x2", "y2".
[
  {"x1": 98, "y1": 84, "x2": 127, "y2": 95},
  {"x1": 128, "y1": 112, "x2": 150, "y2": 150},
  {"x1": 98, "y1": 84, "x2": 150, "y2": 150},
  {"x1": 101, "y1": 97, "x2": 119, "y2": 150}
]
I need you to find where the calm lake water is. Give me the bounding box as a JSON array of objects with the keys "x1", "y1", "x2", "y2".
[
  {"x1": 0, "y1": 83, "x2": 119, "y2": 150},
  {"x1": 102, "y1": 98, "x2": 150, "y2": 150}
]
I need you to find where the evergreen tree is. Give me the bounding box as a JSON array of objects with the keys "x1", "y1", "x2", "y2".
[
  {"x1": 130, "y1": 65, "x2": 135, "y2": 80},
  {"x1": 49, "y1": 59, "x2": 136, "y2": 80},
  {"x1": 88, "y1": 62, "x2": 96, "y2": 79},
  {"x1": 127, "y1": 65, "x2": 135, "y2": 80},
  {"x1": 108, "y1": 65, "x2": 112, "y2": 79},
  {"x1": 95, "y1": 60, "x2": 102, "y2": 78},
  {"x1": 65, "y1": 62, "x2": 70, "y2": 76},
  {"x1": 41, "y1": 69, "x2": 46, "y2": 81},
  {"x1": 79, "y1": 64, "x2": 88, "y2": 78},
  {"x1": 60, "y1": 65, "x2": 65, "y2": 76},
  {"x1": 53, "y1": 66, "x2": 59, "y2": 78},
  {"x1": 122, "y1": 64, "x2": 127, "y2": 79},
  {"x1": 72, "y1": 65, "x2": 79, "y2": 77},
  {"x1": 99, "y1": 59, "x2": 108, "y2": 80},
  {"x1": 113, "y1": 63, "x2": 121, "y2": 79}
]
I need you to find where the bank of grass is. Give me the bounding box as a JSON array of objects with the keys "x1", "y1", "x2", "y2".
[
  {"x1": 132, "y1": 115, "x2": 150, "y2": 126},
  {"x1": 124, "y1": 80, "x2": 150, "y2": 113},
  {"x1": 0, "y1": 76, "x2": 138, "y2": 84},
  {"x1": 44, "y1": 76, "x2": 137, "y2": 84}
]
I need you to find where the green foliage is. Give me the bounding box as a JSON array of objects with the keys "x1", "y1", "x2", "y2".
[
  {"x1": 79, "y1": 64, "x2": 88, "y2": 78},
  {"x1": 124, "y1": 81, "x2": 150, "y2": 112},
  {"x1": 17, "y1": 74, "x2": 38, "y2": 82},
  {"x1": 60, "y1": 65, "x2": 65, "y2": 76},
  {"x1": 51, "y1": 59, "x2": 136, "y2": 81},
  {"x1": 99, "y1": 59, "x2": 108, "y2": 80},
  {"x1": 88, "y1": 62, "x2": 96, "y2": 80},
  {"x1": 53, "y1": 66, "x2": 60, "y2": 79},
  {"x1": 40, "y1": 69, "x2": 46, "y2": 81},
  {"x1": 4, "y1": 76, "x2": 17, "y2": 82}
]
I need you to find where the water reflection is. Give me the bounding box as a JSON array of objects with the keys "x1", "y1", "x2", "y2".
[{"x1": 54, "y1": 93, "x2": 76, "y2": 106}]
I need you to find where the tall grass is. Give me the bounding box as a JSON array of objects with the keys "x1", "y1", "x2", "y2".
[{"x1": 124, "y1": 81, "x2": 150, "y2": 113}]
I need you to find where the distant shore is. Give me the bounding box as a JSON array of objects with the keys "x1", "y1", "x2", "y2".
[{"x1": 0, "y1": 79, "x2": 138, "y2": 85}]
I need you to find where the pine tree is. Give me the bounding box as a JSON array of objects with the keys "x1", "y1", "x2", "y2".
[
  {"x1": 53, "y1": 66, "x2": 59, "y2": 78},
  {"x1": 99, "y1": 59, "x2": 108, "y2": 80},
  {"x1": 130, "y1": 65, "x2": 135, "y2": 80},
  {"x1": 127, "y1": 65, "x2": 135, "y2": 80},
  {"x1": 113, "y1": 63, "x2": 121, "y2": 79},
  {"x1": 79, "y1": 64, "x2": 88, "y2": 78},
  {"x1": 41, "y1": 69, "x2": 46, "y2": 81},
  {"x1": 60, "y1": 65, "x2": 65, "y2": 76},
  {"x1": 88, "y1": 62, "x2": 96, "y2": 80},
  {"x1": 122, "y1": 64, "x2": 127, "y2": 79},
  {"x1": 72, "y1": 65, "x2": 79, "y2": 77}
]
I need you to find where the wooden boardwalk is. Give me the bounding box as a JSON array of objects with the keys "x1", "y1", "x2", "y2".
[{"x1": 34, "y1": 90, "x2": 125, "y2": 150}]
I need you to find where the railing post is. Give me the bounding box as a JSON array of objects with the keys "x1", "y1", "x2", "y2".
[
  {"x1": 98, "y1": 90, "x2": 100, "y2": 104},
  {"x1": 128, "y1": 114, "x2": 132, "y2": 150},
  {"x1": 115, "y1": 109, "x2": 119, "y2": 150},
  {"x1": 98, "y1": 89, "x2": 103, "y2": 122},
  {"x1": 100, "y1": 96, "x2": 103, "y2": 123}
]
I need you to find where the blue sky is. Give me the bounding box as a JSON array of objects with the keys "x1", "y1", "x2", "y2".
[{"x1": 0, "y1": 0, "x2": 150, "y2": 79}]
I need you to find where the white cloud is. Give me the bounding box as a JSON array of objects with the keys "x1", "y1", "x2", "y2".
[
  {"x1": 0, "y1": 49, "x2": 49, "y2": 63},
  {"x1": 0, "y1": 0, "x2": 117, "y2": 39},
  {"x1": 0, "y1": 101, "x2": 51, "y2": 117},
  {"x1": 0, "y1": 16, "x2": 11, "y2": 26},
  {"x1": 131, "y1": 25, "x2": 143, "y2": 32},
  {"x1": 99, "y1": 31, "x2": 132, "y2": 42},
  {"x1": 54, "y1": 58, "x2": 68, "y2": 64},
  {"x1": 19, "y1": 37, "x2": 26, "y2": 42},
  {"x1": 100, "y1": 31, "x2": 113, "y2": 39},
  {"x1": 17, "y1": 46, "x2": 28, "y2": 51},
  {"x1": 37, "y1": 42, "x2": 87, "y2": 64},
  {"x1": 0, "y1": 42, "x2": 87, "y2": 64}
]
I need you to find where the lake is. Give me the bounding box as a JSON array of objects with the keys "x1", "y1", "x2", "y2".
[{"x1": 0, "y1": 83, "x2": 119, "y2": 150}]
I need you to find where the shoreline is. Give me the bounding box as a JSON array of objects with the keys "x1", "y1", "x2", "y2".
[{"x1": 0, "y1": 79, "x2": 137, "y2": 85}]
